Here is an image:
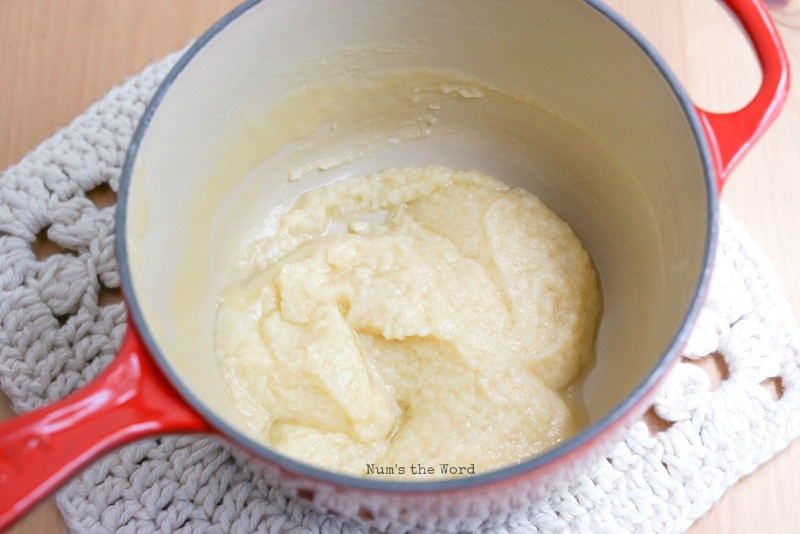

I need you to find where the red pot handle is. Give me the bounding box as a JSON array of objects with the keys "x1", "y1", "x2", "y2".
[
  {"x1": 0, "y1": 325, "x2": 212, "y2": 531},
  {"x1": 696, "y1": 0, "x2": 790, "y2": 190}
]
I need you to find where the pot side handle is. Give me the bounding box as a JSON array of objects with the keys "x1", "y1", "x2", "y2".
[
  {"x1": 0, "y1": 326, "x2": 212, "y2": 531},
  {"x1": 695, "y1": 0, "x2": 790, "y2": 190}
]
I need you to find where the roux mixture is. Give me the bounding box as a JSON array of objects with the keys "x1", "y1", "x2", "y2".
[{"x1": 215, "y1": 166, "x2": 601, "y2": 477}]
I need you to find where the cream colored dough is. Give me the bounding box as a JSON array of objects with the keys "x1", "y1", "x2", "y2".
[{"x1": 216, "y1": 166, "x2": 601, "y2": 477}]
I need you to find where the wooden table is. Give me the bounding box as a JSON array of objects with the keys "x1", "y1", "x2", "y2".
[{"x1": 2, "y1": 1, "x2": 799, "y2": 532}]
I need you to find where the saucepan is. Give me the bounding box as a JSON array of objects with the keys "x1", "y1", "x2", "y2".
[{"x1": 0, "y1": 0, "x2": 789, "y2": 531}]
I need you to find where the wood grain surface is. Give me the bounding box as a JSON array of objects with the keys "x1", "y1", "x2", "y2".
[{"x1": 2, "y1": 1, "x2": 799, "y2": 532}]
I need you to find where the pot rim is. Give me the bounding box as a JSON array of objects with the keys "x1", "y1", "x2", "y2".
[{"x1": 117, "y1": 0, "x2": 718, "y2": 494}]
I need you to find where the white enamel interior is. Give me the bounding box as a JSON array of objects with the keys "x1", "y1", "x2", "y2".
[{"x1": 126, "y1": 0, "x2": 710, "y2": 451}]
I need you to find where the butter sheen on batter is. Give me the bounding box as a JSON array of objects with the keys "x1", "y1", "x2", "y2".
[{"x1": 216, "y1": 166, "x2": 601, "y2": 477}]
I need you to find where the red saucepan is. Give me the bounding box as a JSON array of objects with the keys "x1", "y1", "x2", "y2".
[{"x1": 0, "y1": 0, "x2": 790, "y2": 531}]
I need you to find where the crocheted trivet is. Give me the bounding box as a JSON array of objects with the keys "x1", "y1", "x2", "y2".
[{"x1": 1, "y1": 51, "x2": 799, "y2": 534}]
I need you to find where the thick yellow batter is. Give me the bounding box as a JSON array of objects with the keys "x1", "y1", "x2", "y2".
[{"x1": 215, "y1": 166, "x2": 600, "y2": 477}]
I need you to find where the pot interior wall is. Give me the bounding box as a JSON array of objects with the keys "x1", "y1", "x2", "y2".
[{"x1": 126, "y1": 0, "x2": 711, "y2": 442}]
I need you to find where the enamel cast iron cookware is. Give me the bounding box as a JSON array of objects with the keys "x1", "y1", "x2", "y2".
[{"x1": 0, "y1": 0, "x2": 790, "y2": 530}]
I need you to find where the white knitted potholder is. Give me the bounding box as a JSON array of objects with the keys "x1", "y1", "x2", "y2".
[{"x1": 1, "y1": 51, "x2": 799, "y2": 534}]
